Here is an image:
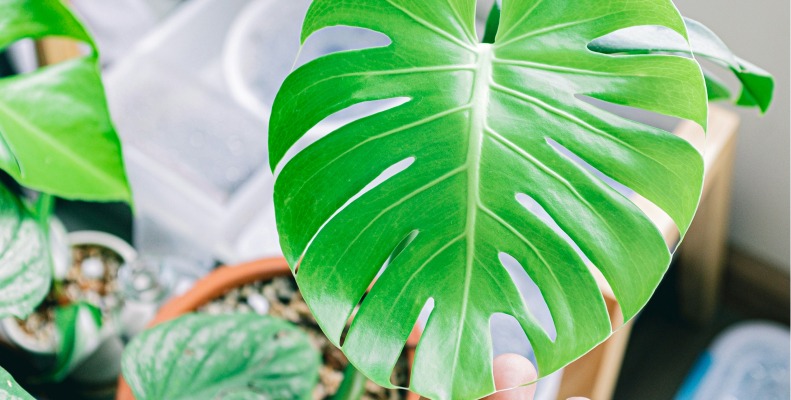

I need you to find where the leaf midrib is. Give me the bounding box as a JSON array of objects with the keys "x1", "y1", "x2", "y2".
[
  {"x1": 0, "y1": 97, "x2": 125, "y2": 196},
  {"x1": 447, "y1": 44, "x2": 494, "y2": 391}
]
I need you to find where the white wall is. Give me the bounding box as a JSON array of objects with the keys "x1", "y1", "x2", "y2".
[{"x1": 673, "y1": 0, "x2": 790, "y2": 271}]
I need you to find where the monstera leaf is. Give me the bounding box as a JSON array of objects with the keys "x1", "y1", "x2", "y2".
[
  {"x1": 270, "y1": 0, "x2": 709, "y2": 398},
  {"x1": 122, "y1": 314, "x2": 320, "y2": 400},
  {"x1": 588, "y1": 17, "x2": 774, "y2": 112},
  {"x1": 0, "y1": 365, "x2": 34, "y2": 400},
  {"x1": 0, "y1": 182, "x2": 50, "y2": 319},
  {"x1": 0, "y1": 0, "x2": 130, "y2": 202}
]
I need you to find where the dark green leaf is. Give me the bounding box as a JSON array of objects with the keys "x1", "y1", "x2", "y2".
[
  {"x1": 0, "y1": 365, "x2": 35, "y2": 400},
  {"x1": 482, "y1": 1, "x2": 501, "y2": 44},
  {"x1": 0, "y1": 182, "x2": 51, "y2": 319},
  {"x1": 271, "y1": 0, "x2": 708, "y2": 398},
  {"x1": 331, "y1": 364, "x2": 367, "y2": 400},
  {"x1": 32, "y1": 193, "x2": 55, "y2": 233},
  {"x1": 588, "y1": 17, "x2": 774, "y2": 112},
  {"x1": 122, "y1": 313, "x2": 320, "y2": 400},
  {"x1": 0, "y1": 0, "x2": 131, "y2": 201},
  {"x1": 704, "y1": 73, "x2": 732, "y2": 102},
  {"x1": 45, "y1": 302, "x2": 103, "y2": 382}
]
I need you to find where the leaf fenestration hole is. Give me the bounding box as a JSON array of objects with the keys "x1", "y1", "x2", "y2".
[
  {"x1": 497, "y1": 252, "x2": 557, "y2": 342},
  {"x1": 274, "y1": 97, "x2": 411, "y2": 177},
  {"x1": 513, "y1": 193, "x2": 619, "y2": 330},
  {"x1": 342, "y1": 230, "x2": 423, "y2": 348},
  {"x1": 574, "y1": 94, "x2": 684, "y2": 134},
  {"x1": 586, "y1": 25, "x2": 689, "y2": 57},
  {"x1": 489, "y1": 312, "x2": 537, "y2": 359},
  {"x1": 296, "y1": 156, "x2": 416, "y2": 278},
  {"x1": 299, "y1": 26, "x2": 391, "y2": 67},
  {"x1": 515, "y1": 193, "x2": 591, "y2": 264},
  {"x1": 375, "y1": 230, "x2": 420, "y2": 290},
  {"x1": 545, "y1": 138, "x2": 681, "y2": 250},
  {"x1": 395, "y1": 297, "x2": 434, "y2": 387}
]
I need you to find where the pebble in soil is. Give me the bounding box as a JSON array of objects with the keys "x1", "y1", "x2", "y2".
[
  {"x1": 15, "y1": 244, "x2": 124, "y2": 348},
  {"x1": 199, "y1": 277, "x2": 410, "y2": 400}
]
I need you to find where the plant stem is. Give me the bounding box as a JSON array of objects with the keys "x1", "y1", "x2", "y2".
[{"x1": 331, "y1": 364, "x2": 368, "y2": 400}]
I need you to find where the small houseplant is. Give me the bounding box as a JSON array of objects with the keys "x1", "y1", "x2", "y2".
[
  {"x1": 118, "y1": 257, "x2": 422, "y2": 400},
  {"x1": 0, "y1": 0, "x2": 132, "y2": 384},
  {"x1": 267, "y1": 0, "x2": 774, "y2": 399},
  {"x1": 1, "y1": 314, "x2": 321, "y2": 400}
]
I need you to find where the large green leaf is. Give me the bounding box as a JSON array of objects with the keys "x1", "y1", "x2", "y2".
[
  {"x1": 270, "y1": 0, "x2": 707, "y2": 398},
  {"x1": 0, "y1": 0, "x2": 130, "y2": 202},
  {"x1": 0, "y1": 365, "x2": 35, "y2": 400},
  {"x1": 588, "y1": 17, "x2": 774, "y2": 112},
  {"x1": 122, "y1": 313, "x2": 320, "y2": 400},
  {"x1": 0, "y1": 182, "x2": 50, "y2": 319}
]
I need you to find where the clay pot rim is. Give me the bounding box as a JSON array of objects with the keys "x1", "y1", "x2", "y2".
[
  {"x1": 117, "y1": 257, "x2": 421, "y2": 400},
  {"x1": 146, "y1": 257, "x2": 292, "y2": 326}
]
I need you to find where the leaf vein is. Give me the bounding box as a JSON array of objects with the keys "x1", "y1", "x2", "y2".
[{"x1": 383, "y1": 0, "x2": 476, "y2": 52}]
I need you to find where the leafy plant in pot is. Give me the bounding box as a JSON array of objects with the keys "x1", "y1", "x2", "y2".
[
  {"x1": 1, "y1": 229, "x2": 137, "y2": 384},
  {"x1": 117, "y1": 258, "x2": 422, "y2": 400},
  {"x1": 0, "y1": 0, "x2": 132, "y2": 386}
]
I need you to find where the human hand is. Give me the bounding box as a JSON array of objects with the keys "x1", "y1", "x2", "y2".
[
  {"x1": 483, "y1": 353, "x2": 589, "y2": 400},
  {"x1": 418, "y1": 353, "x2": 588, "y2": 400}
]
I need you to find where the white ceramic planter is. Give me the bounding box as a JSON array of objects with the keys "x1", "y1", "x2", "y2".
[
  {"x1": 66, "y1": 231, "x2": 136, "y2": 386},
  {"x1": 0, "y1": 231, "x2": 136, "y2": 385}
]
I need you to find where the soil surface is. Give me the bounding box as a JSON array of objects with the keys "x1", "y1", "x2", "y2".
[
  {"x1": 15, "y1": 244, "x2": 123, "y2": 347},
  {"x1": 199, "y1": 276, "x2": 411, "y2": 400}
]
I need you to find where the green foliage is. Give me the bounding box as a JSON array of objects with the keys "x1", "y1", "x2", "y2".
[
  {"x1": 588, "y1": 17, "x2": 774, "y2": 112},
  {"x1": 269, "y1": 0, "x2": 719, "y2": 398},
  {"x1": 122, "y1": 313, "x2": 321, "y2": 400},
  {"x1": 331, "y1": 364, "x2": 367, "y2": 400},
  {"x1": 481, "y1": 1, "x2": 501, "y2": 44},
  {"x1": 0, "y1": 365, "x2": 35, "y2": 400},
  {"x1": 0, "y1": 182, "x2": 50, "y2": 319},
  {"x1": 46, "y1": 303, "x2": 103, "y2": 382},
  {"x1": 0, "y1": 0, "x2": 130, "y2": 202}
]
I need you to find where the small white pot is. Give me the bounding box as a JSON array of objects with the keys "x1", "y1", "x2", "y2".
[{"x1": 0, "y1": 230, "x2": 136, "y2": 383}]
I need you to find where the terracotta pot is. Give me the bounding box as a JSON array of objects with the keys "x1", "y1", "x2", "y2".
[{"x1": 116, "y1": 257, "x2": 421, "y2": 400}]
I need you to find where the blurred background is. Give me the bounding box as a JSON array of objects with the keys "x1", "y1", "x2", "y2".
[{"x1": 0, "y1": 0, "x2": 787, "y2": 399}]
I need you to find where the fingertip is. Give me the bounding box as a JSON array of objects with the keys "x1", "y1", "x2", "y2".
[
  {"x1": 493, "y1": 353, "x2": 537, "y2": 388},
  {"x1": 487, "y1": 353, "x2": 537, "y2": 400}
]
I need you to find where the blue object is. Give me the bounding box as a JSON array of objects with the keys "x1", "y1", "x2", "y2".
[{"x1": 675, "y1": 322, "x2": 790, "y2": 400}]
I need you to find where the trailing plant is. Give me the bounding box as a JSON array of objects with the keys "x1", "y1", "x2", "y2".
[
  {"x1": 269, "y1": 0, "x2": 774, "y2": 399},
  {"x1": 121, "y1": 313, "x2": 321, "y2": 400}
]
